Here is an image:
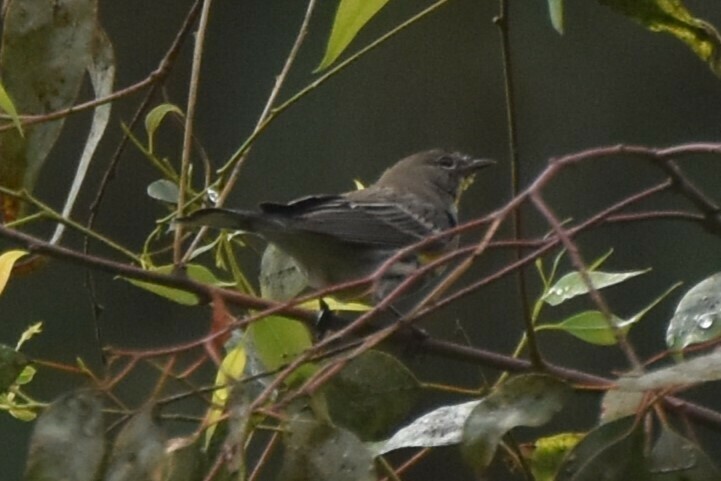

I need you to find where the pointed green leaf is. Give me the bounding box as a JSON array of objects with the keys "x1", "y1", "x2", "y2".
[
  {"x1": 316, "y1": 0, "x2": 390, "y2": 71},
  {"x1": 538, "y1": 310, "x2": 630, "y2": 345},
  {"x1": 543, "y1": 269, "x2": 650, "y2": 306},
  {"x1": 548, "y1": 0, "x2": 564, "y2": 34}
]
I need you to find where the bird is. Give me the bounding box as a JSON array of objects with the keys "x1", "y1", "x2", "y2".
[{"x1": 179, "y1": 149, "x2": 494, "y2": 302}]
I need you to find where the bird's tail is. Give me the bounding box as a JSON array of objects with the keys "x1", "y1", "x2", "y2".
[{"x1": 177, "y1": 207, "x2": 268, "y2": 232}]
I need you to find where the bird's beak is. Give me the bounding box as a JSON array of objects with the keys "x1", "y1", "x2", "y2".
[{"x1": 466, "y1": 157, "x2": 496, "y2": 172}]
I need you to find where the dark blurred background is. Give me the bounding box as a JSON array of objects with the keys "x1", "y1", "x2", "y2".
[{"x1": 2, "y1": 0, "x2": 721, "y2": 478}]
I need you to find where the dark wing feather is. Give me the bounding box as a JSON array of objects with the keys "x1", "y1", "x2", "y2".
[{"x1": 260, "y1": 193, "x2": 437, "y2": 248}]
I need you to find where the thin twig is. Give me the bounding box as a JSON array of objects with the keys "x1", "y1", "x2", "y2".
[{"x1": 174, "y1": 0, "x2": 214, "y2": 264}]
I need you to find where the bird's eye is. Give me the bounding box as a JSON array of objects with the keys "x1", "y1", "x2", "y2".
[{"x1": 437, "y1": 155, "x2": 456, "y2": 169}]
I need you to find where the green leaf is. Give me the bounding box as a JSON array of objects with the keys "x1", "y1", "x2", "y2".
[
  {"x1": 600, "y1": 0, "x2": 721, "y2": 77},
  {"x1": 462, "y1": 374, "x2": 570, "y2": 472},
  {"x1": 204, "y1": 343, "x2": 247, "y2": 448},
  {"x1": 538, "y1": 310, "x2": 630, "y2": 345},
  {"x1": 0, "y1": 344, "x2": 27, "y2": 393},
  {"x1": 547, "y1": 0, "x2": 564, "y2": 34},
  {"x1": 666, "y1": 272, "x2": 721, "y2": 353},
  {"x1": 322, "y1": 350, "x2": 420, "y2": 440},
  {"x1": 0, "y1": 81, "x2": 22, "y2": 136},
  {"x1": 125, "y1": 264, "x2": 223, "y2": 305},
  {"x1": 543, "y1": 269, "x2": 650, "y2": 306},
  {"x1": 316, "y1": 0, "x2": 391, "y2": 71},
  {"x1": 539, "y1": 283, "x2": 677, "y2": 345},
  {"x1": 145, "y1": 103, "x2": 183, "y2": 154},
  {"x1": 0, "y1": 250, "x2": 26, "y2": 295},
  {"x1": 246, "y1": 316, "x2": 316, "y2": 387}
]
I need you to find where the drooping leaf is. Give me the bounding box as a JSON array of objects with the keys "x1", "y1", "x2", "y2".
[
  {"x1": 666, "y1": 272, "x2": 721, "y2": 353},
  {"x1": 322, "y1": 350, "x2": 420, "y2": 440},
  {"x1": 316, "y1": 0, "x2": 391, "y2": 71},
  {"x1": 0, "y1": 0, "x2": 107, "y2": 221},
  {"x1": 543, "y1": 269, "x2": 649, "y2": 306},
  {"x1": 555, "y1": 416, "x2": 648, "y2": 481},
  {"x1": 600, "y1": 0, "x2": 721, "y2": 77},
  {"x1": 145, "y1": 103, "x2": 183, "y2": 154},
  {"x1": 462, "y1": 374, "x2": 570, "y2": 472},
  {"x1": 279, "y1": 415, "x2": 376, "y2": 481}
]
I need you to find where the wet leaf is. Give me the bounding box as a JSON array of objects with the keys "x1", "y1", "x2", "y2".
[
  {"x1": 323, "y1": 350, "x2": 420, "y2": 440},
  {"x1": 316, "y1": 0, "x2": 390, "y2": 71},
  {"x1": 368, "y1": 399, "x2": 479, "y2": 456},
  {"x1": 666, "y1": 272, "x2": 721, "y2": 353},
  {"x1": 462, "y1": 374, "x2": 570, "y2": 472},
  {"x1": 543, "y1": 269, "x2": 649, "y2": 306}
]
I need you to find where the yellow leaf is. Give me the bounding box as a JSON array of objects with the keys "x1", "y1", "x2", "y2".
[{"x1": 0, "y1": 250, "x2": 27, "y2": 295}]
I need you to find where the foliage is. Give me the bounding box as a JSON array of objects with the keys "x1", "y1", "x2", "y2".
[{"x1": 1, "y1": 1, "x2": 721, "y2": 480}]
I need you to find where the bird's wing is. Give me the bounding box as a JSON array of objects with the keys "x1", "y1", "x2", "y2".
[{"x1": 260, "y1": 193, "x2": 438, "y2": 248}]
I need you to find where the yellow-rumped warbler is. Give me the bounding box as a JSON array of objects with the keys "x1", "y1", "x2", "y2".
[{"x1": 180, "y1": 149, "x2": 494, "y2": 301}]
